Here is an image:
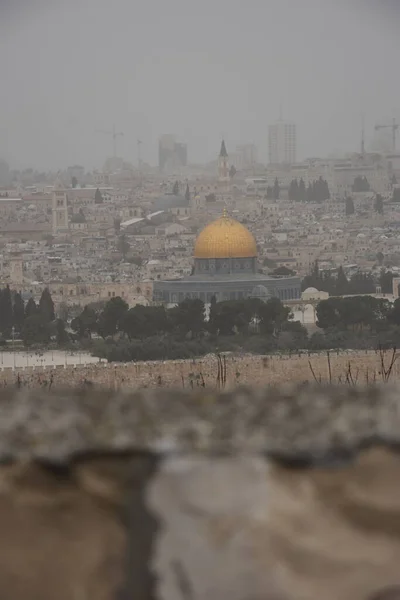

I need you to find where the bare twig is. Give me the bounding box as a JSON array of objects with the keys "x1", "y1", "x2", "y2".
[
  {"x1": 327, "y1": 351, "x2": 332, "y2": 383},
  {"x1": 308, "y1": 360, "x2": 320, "y2": 384}
]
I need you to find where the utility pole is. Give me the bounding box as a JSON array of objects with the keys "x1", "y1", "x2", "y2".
[{"x1": 96, "y1": 124, "x2": 124, "y2": 157}]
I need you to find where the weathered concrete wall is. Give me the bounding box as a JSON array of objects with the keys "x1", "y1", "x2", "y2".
[
  {"x1": 0, "y1": 385, "x2": 399, "y2": 599},
  {"x1": 2, "y1": 348, "x2": 400, "y2": 390}
]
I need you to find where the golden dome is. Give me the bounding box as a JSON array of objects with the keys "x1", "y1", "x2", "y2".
[{"x1": 194, "y1": 215, "x2": 257, "y2": 259}]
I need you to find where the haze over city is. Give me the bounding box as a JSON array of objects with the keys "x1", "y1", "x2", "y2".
[{"x1": 1, "y1": 0, "x2": 400, "y2": 169}]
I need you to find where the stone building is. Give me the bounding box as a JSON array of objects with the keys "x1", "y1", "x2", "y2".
[{"x1": 153, "y1": 212, "x2": 301, "y2": 305}]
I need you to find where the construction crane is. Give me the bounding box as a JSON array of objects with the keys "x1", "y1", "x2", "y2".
[
  {"x1": 374, "y1": 117, "x2": 399, "y2": 153},
  {"x1": 96, "y1": 124, "x2": 124, "y2": 157},
  {"x1": 137, "y1": 139, "x2": 143, "y2": 169}
]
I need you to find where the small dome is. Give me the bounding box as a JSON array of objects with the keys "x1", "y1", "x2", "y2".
[
  {"x1": 304, "y1": 287, "x2": 319, "y2": 293},
  {"x1": 194, "y1": 215, "x2": 257, "y2": 259},
  {"x1": 251, "y1": 285, "x2": 270, "y2": 299}
]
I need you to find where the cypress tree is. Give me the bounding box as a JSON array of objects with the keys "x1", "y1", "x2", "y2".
[
  {"x1": 0, "y1": 286, "x2": 13, "y2": 335},
  {"x1": 25, "y1": 297, "x2": 37, "y2": 318},
  {"x1": 273, "y1": 177, "x2": 280, "y2": 200},
  {"x1": 185, "y1": 184, "x2": 190, "y2": 203},
  {"x1": 94, "y1": 188, "x2": 103, "y2": 204},
  {"x1": 13, "y1": 292, "x2": 25, "y2": 332},
  {"x1": 39, "y1": 288, "x2": 55, "y2": 323},
  {"x1": 293, "y1": 179, "x2": 299, "y2": 201},
  {"x1": 299, "y1": 178, "x2": 306, "y2": 202}
]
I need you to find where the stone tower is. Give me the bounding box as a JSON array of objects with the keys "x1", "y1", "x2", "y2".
[
  {"x1": 52, "y1": 179, "x2": 69, "y2": 235},
  {"x1": 218, "y1": 140, "x2": 230, "y2": 185}
]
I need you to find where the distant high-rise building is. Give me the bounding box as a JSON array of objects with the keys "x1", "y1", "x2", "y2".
[
  {"x1": 233, "y1": 144, "x2": 258, "y2": 169},
  {"x1": 0, "y1": 160, "x2": 10, "y2": 187},
  {"x1": 158, "y1": 135, "x2": 187, "y2": 172},
  {"x1": 268, "y1": 121, "x2": 297, "y2": 164},
  {"x1": 67, "y1": 165, "x2": 85, "y2": 186}
]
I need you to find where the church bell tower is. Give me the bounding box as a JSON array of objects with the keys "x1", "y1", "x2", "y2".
[
  {"x1": 52, "y1": 179, "x2": 69, "y2": 235},
  {"x1": 218, "y1": 140, "x2": 230, "y2": 185}
]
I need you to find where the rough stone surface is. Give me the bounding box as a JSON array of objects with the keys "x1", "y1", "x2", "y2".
[
  {"x1": 0, "y1": 384, "x2": 399, "y2": 462},
  {"x1": 147, "y1": 456, "x2": 276, "y2": 600},
  {"x1": 0, "y1": 385, "x2": 397, "y2": 599}
]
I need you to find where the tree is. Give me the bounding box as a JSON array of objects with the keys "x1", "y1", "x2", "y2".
[
  {"x1": 306, "y1": 183, "x2": 314, "y2": 203},
  {"x1": 172, "y1": 181, "x2": 179, "y2": 195},
  {"x1": 13, "y1": 292, "x2": 25, "y2": 332},
  {"x1": 71, "y1": 176, "x2": 78, "y2": 188},
  {"x1": 95, "y1": 188, "x2": 103, "y2": 204},
  {"x1": 379, "y1": 270, "x2": 394, "y2": 294},
  {"x1": 117, "y1": 234, "x2": 130, "y2": 260},
  {"x1": 348, "y1": 272, "x2": 375, "y2": 295},
  {"x1": 392, "y1": 188, "x2": 400, "y2": 203},
  {"x1": 97, "y1": 297, "x2": 128, "y2": 338},
  {"x1": 229, "y1": 165, "x2": 237, "y2": 178},
  {"x1": 374, "y1": 194, "x2": 384, "y2": 215},
  {"x1": 273, "y1": 177, "x2": 280, "y2": 200},
  {"x1": 266, "y1": 186, "x2": 274, "y2": 200},
  {"x1": 25, "y1": 297, "x2": 37, "y2": 318},
  {"x1": 298, "y1": 178, "x2": 306, "y2": 202},
  {"x1": 376, "y1": 252, "x2": 385, "y2": 267},
  {"x1": 316, "y1": 298, "x2": 341, "y2": 329},
  {"x1": 58, "y1": 302, "x2": 70, "y2": 322},
  {"x1": 22, "y1": 314, "x2": 50, "y2": 346},
  {"x1": 120, "y1": 305, "x2": 170, "y2": 340},
  {"x1": 257, "y1": 297, "x2": 290, "y2": 336},
  {"x1": 352, "y1": 176, "x2": 370, "y2": 192},
  {"x1": 71, "y1": 306, "x2": 98, "y2": 339},
  {"x1": 392, "y1": 174, "x2": 398, "y2": 187},
  {"x1": 345, "y1": 196, "x2": 355, "y2": 216},
  {"x1": 0, "y1": 286, "x2": 13, "y2": 335},
  {"x1": 210, "y1": 301, "x2": 239, "y2": 335},
  {"x1": 169, "y1": 298, "x2": 205, "y2": 337},
  {"x1": 389, "y1": 298, "x2": 400, "y2": 326},
  {"x1": 56, "y1": 319, "x2": 69, "y2": 345},
  {"x1": 288, "y1": 179, "x2": 298, "y2": 201},
  {"x1": 185, "y1": 184, "x2": 191, "y2": 204},
  {"x1": 39, "y1": 288, "x2": 55, "y2": 323},
  {"x1": 335, "y1": 266, "x2": 350, "y2": 296}
]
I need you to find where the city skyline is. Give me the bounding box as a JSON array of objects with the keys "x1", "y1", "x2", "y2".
[{"x1": 1, "y1": 0, "x2": 400, "y2": 170}]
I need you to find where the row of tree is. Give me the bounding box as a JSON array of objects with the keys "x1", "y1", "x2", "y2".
[
  {"x1": 71, "y1": 295, "x2": 295, "y2": 341},
  {"x1": 316, "y1": 295, "x2": 400, "y2": 332},
  {"x1": 345, "y1": 194, "x2": 384, "y2": 215},
  {"x1": 0, "y1": 286, "x2": 69, "y2": 347},
  {"x1": 288, "y1": 177, "x2": 330, "y2": 203},
  {"x1": 302, "y1": 263, "x2": 394, "y2": 297},
  {"x1": 352, "y1": 176, "x2": 370, "y2": 193}
]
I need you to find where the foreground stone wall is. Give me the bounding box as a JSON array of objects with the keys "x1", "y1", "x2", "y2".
[
  {"x1": 0, "y1": 384, "x2": 400, "y2": 599},
  {"x1": 2, "y1": 348, "x2": 400, "y2": 390}
]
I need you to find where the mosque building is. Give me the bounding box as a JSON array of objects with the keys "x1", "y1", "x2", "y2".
[{"x1": 153, "y1": 211, "x2": 301, "y2": 305}]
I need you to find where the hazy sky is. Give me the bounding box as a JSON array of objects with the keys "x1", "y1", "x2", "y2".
[{"x1": 1, "y1": 0, "x2": 399, "y2": 170}]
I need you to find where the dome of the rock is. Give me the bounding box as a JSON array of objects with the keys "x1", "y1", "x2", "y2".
[{"x1": 194, "y1": 215, "x2": 257, "y2": 259}]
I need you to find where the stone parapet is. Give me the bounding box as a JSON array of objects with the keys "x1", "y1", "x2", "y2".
[{"x1": 0, "y1": 384, "x2": 398, "y2": 599}]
